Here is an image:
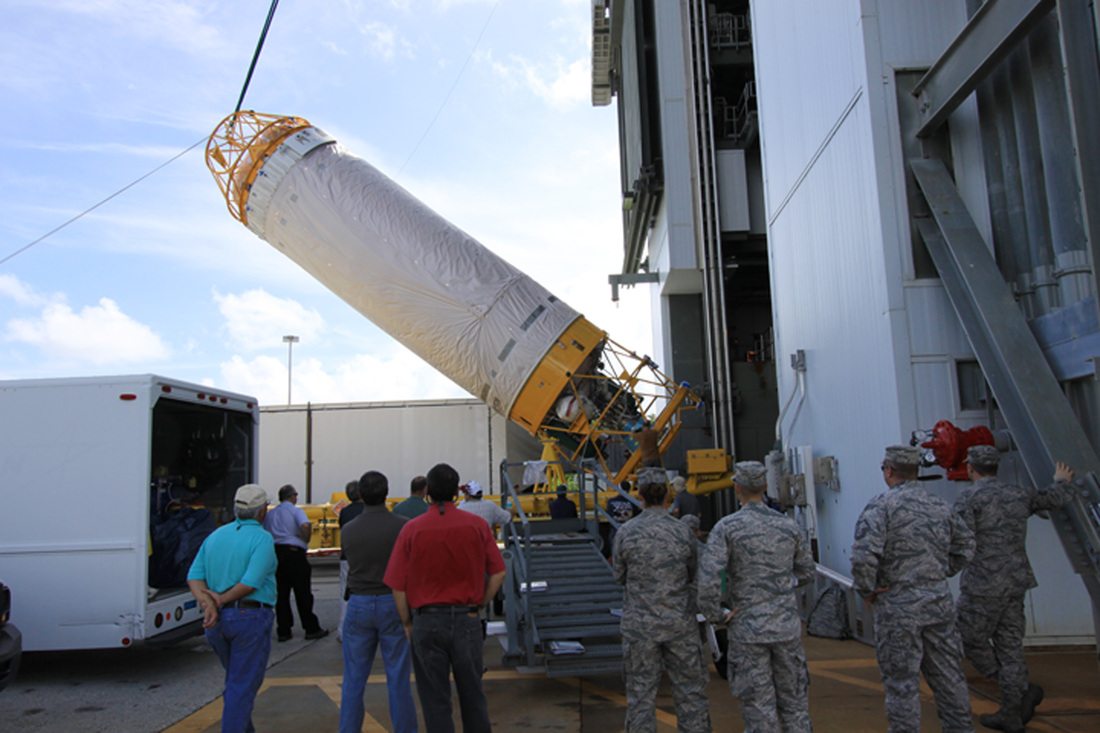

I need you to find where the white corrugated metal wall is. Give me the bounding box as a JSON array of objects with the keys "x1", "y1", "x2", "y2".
[
  {"x1": 749, "y1": 0, "x2": 1091, "y2": 642},
  {"x1": 258, "y1": 400, "x2": 512, "y2": 504}
]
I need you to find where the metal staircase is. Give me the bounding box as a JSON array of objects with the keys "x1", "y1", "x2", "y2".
[{"x1": 499, "y1": 461, "x2": 637, "y2": 677}]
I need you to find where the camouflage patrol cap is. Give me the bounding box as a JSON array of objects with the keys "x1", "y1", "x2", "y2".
[
  {"x1": 636, "y1": 467, "x2": 667, "y2": 487},
  {"x1": 966, "y1": 445, "x2": 1001, "y2": 470},
  {"x1": 733, "y1": 461, "x2": 767, "y2": 489},
  {"x1": 680, "y1": 514, "x2": 701, "y2": 531},
  {"x1": 884, "y1": 445, "x2": 922, "y2": 467}
]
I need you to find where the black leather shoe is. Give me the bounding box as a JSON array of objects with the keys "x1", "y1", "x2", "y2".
[
  {"x1": 1022, "y1": 682, "x2": 1044, "y2": 723},
  {"x1": 304, "y1": 628, "x2": 329, "y2": 640},
  {"x1": 277, "y1": 632, "x2": 292, "y2": 642}
]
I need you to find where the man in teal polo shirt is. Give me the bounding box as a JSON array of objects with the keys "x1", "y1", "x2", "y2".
[{"x1": 188, "y1": 484, "x2": 278, "y2": 733}]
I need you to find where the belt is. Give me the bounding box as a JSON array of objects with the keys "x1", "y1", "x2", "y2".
[
  {"x1": 414, "y1": 604, "x2": 480, "y2": 615},
  {"x1": 275, "y1": 544, "x2": 306, "y2": 552},
  {"x1": 221, "y1": 600, "x2": 273, "y2": 609}
]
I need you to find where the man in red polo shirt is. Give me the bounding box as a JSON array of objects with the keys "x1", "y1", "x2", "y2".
[{"x1": 384, "y1": 463, "x2": 506, "y2": 733}]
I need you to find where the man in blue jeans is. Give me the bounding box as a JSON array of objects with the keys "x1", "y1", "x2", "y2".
[
  {"x1": 188, "y1": 484, "x2": 278, "y2": 733},
  {"x1": 339, "y1": 470, "x2": 415, "y2": 733},
  {"x1": 385, "y1": 463, "x2": 506, "y2": 733}
]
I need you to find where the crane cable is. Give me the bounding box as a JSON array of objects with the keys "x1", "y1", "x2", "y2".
[
  {"x1": 1, "y1": 0, "x2": 283, "y2": 267},
  {"x1": 235, "y1": 0, "x2": 281, "y2": 115}
]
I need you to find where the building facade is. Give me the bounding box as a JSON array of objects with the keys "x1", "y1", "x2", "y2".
[{"x1": 594, "y1": 0, "x2": 1100, "y2": 644}]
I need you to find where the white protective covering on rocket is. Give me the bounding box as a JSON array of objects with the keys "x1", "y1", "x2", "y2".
[{"x1": 239, "y1": 124, "x2": 581, "y2": 416}]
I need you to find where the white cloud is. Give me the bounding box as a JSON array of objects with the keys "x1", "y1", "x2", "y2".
[
  {"x1": 57, "y1": 0, "x2": 230, "y2": 57},
  {"x1": 359, "y1": 21, "x2": 400, "y2": 60},
  {"x1": 219, "y1": 346, "x2": 467, "y2": 407},
  {"x1": 5, "y1": 298, "x2": 170, "y2": 364},
  {"x1": 0, "y1": 274, "x2": 47, "y2": 308},
  {"x1": 14, "y1": 141, "x2": 187, "y2": 158},
  {"x1": 215, "y1": 289, "x2": 326, "y2": 352},
  {"x1": 487, "y1": 55, "x2": 590, "y2": 108}
]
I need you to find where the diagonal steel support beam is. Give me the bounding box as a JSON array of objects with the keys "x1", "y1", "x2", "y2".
[
  {"x1": 912, "y1": 0, "x2": 1054, "y2": 138},
  {"x1": 910, "y1": 157, "x2": 1100, "y2": 654}
]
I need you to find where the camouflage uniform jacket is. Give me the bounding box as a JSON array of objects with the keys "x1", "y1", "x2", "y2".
[
  {"x1": 613, "y1": 507, "x2": 698, "y2": 638},
  {"x1": 698, "y1": 501, "x2": 814, "y2": 643},
  {"x1": 851, "y1": 480, "x2": 975, "y2": 627},
  {"x1": 954, "y1": 476, "x2": 1072, "y2": 597}
]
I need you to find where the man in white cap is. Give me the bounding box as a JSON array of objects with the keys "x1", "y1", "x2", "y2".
[
  {"x1": 668, "y1": 475, "x2": 701, "y2": 520},
  {"x1": 457, "y1": 479, "x2": 514, "y2": 533},
  {"x1": 187, "y1": 484, "x2": 278, "y2": 733}
]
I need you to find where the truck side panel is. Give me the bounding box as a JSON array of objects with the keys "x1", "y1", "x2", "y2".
[
  {"x1": 0, "y1": 377, "x2": 152, "y2": 651},
  {"x1": 0, "y1": 375, "x2": 259, "y2": 651}
]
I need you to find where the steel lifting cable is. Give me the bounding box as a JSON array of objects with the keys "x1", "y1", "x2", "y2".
[
  {"x1": 2, "y1": 0, "x2": 284, "y2": 266},
  {"x1": 235, "y1": 0, "x2": 281, "y2": 114}
]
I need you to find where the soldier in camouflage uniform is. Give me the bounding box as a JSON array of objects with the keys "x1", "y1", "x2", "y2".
[
  {"x1": 698, "y1": 461, "x2": 815, "y2": 732},
  {"x1": 955, "y1": 446, "x2": 1074, "y2": 732},
  {"x1": 851, "y1": 446, "x2": 976, "y2": 733},
  {"x1": 613, "y1": 467, "x2": 712, "y2": 733}
]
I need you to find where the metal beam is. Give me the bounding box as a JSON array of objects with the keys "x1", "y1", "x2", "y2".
[
  {"x1": 912, "y1": 0, "x2": 1054, "y2": 138},
  {"x1": 910, "y1": 158, "x2": 1100, "y2": 651},
  {"x1": 1055, "y1": 0, "x2": 1100, "y2": 331}
]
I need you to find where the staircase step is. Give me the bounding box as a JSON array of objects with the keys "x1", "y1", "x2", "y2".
[
  {"x1": 533, "y1": 612, "x2": 621, "y2": 629},
  {"x1": 537, "y1": 624, "x2": 622, "y2": 640}
]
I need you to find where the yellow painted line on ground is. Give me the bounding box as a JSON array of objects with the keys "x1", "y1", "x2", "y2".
[
  {"x1": 164, "y1": 670, "x2": 530, "y2": 733},
  {"x1": 162, "y1": 698, "x2": 223, "y2": 733},
  {"x1": 554, "y1": 676, "x2": 679, "y2": 728}
]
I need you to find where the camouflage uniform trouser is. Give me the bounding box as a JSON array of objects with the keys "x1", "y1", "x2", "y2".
[
  {"x1": 726, "y1": 637, "x2": 811, "y2": 733},
  {"x1": 874, "y1": 621, "x2": 973, "y2": 733},
  {"x1": 957, "y1": 592, "x2": 1028, "y2": 708},
  {"x1": 622, "y1": 625, "x2": 712, "y2": 733}
]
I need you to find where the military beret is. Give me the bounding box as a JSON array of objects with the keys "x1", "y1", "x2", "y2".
[
  {"x1": 680, "y1": 514, "x2": 701, "y2": 531},
  {"x1": 967, "y1": 445, "x2": 1001, "y2": 469},
  {"x1": 733, "y1": 461, "x2": 767, "y2": 489},
  {"x1": 884, "y1": 445, "x2": 922, "y2": 467},
  {"x1": 636, "y1": 467, "x2": 667, "y2": 487}
]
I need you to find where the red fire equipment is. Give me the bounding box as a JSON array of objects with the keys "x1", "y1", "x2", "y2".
[{"x1": 920, "y1": 420, "x2": 995, "y2": 481}]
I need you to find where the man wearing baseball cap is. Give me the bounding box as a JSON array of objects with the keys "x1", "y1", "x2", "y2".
[
  {"x1": 699, "y1": 460, "x2": 814, "y2": 732},
  {"x1": 955, "y1": 446, "x2": 1075, "y2": 732},
  {"x1": 187, "y1": 484, "x2": 277, "y2": 733},
  {"x1": 457, "y1": 479, "x2": 514, "y2": 532}
]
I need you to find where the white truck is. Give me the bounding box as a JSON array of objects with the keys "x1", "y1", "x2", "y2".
[{"x1": 0, "y1": 374, "x2": 259, "y2": 651}]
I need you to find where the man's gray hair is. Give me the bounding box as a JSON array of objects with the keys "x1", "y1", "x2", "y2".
[{"x1": 235, "y1": 503, "x2": 265, "y2": 521}]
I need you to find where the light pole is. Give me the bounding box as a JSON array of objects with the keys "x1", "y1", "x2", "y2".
[{"x1": 282, "y1": 335, "x2": 299, "y2": 405}]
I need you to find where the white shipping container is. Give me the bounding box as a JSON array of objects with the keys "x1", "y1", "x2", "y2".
[{"x1": 259, "y1": 399, "x2": 541, "y2": 504}]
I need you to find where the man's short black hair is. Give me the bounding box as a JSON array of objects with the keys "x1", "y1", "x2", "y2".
[
  {"x1": 358, "y1": 470, "x2": 389, "y2": 506},
  {"x1": 345, "y1": 480, "x2": 361, "y2": 502},
  {"x1": 278, "y1": 484, "x2": 297, "y2": 502},
  {"x1": 427, "y1": 463, "x2": 459, "y2": 503},
  {"x1": 410, "y1": 475, "x2": 428, "y2": 495}
]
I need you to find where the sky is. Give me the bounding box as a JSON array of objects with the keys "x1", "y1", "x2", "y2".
[{"x1": 0, "y1": 0, "x2": 654, "y2": 408}]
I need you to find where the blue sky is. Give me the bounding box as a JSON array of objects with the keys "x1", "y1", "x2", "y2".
[{"x1": 0, "y1": 0, "x2": 653, "y2": 406}]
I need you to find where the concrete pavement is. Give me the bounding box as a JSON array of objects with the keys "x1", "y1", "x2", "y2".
[{"x1": 164, "y1": 618, "x2": 1099, "y2": 732}]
